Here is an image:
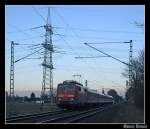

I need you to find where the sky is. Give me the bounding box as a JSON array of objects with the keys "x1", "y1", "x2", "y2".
[{"x1": 5, "y1": 5, "x2": 144, "y2": 97}]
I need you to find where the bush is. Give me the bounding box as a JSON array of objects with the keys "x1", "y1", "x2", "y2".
[
  {"x1": 125, "y1": 87, "x2": 144, "y2": 109},
  {"x1": 134, "y1": 87, "x2": 144, "y2": 109}
]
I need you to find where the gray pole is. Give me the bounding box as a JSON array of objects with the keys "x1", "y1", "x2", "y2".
[
  {"x1": 10, "y1": 41, "x2": 15, "y2": 98},
  {"x1": 129, "y1": 40, "x2": 133, "y2": 88},
  {"x1": 85, "y1": 80, "x2": 87, "y2": 88}
]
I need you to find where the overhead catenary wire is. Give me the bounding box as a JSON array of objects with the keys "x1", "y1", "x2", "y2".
[
  {"x1": 14, "y1": 48, "x2": 43, "y2": 63},
  {"x1": 56, "y1": 33, "x2": 117, "y2": 88},
  {"x1": 86, "y1": 42, "x2": 132, "y2": 44},
  {"x1": 84, "y1": 43, "x2": 129, "y2": 66},
  {"x1": 13, "y1": 43, "x2": 42, "y2": 46},
  {"x1": 6, "y1": 23, "x2": 32, "y2": 37},
  {"x1": 54, "y1": 8, "x2": 130, "y2": 90},
  {"x1": 25, "y1": 57, "x2": 43, "y2": 59},
  {"x1": 6, "y1": 23, "x2": 39, "y2": 44},
  {"x1": 75, "y1": 56, "x2": 109, "y2": 59},
  {"x1": 53, "y1": 8, "x2": 126, "y2": 88},
  {"x1": 13, "y1": 35, "x2": 45, "y2": 42},
  {"x1": 8, "y1": 44, "x2": 44, "y2": 59},
  {"x1": 7, "y1": 29, "x2": 31, "y2": 34},
  {"x1": 6, "y1": 7, "x2": 131, "y2": 93},
  {"x1": 54, "y1": 30, "x2": 79, "y2": 56}
]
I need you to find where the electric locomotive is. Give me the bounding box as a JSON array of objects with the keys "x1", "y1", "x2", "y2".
[{"x1": 56, "y1": 80, "x2": 114, "y2": 109}]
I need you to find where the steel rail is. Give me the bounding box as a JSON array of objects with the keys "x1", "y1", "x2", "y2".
[
  {"x1": 6, "y1": 109, "x2": 67, "y2": 123},
  {"x1": 38, "y1": 107, "x2": 105, "y2": 123},
  {"x1": 66, "y1": 105, "x2": 112, "y2": 123}
]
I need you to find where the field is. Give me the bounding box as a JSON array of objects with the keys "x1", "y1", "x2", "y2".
[
  {"x1": 6, "y1": 102, "x2": 60, "y2": 118},
  {"x1": 79, "y1": 101, "x2": 144, "y2": 123}
]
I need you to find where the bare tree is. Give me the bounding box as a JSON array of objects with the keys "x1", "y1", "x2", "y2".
[
  {"x1": 122, "y1": 49, "x2": 144, "y2": 109},
  {"x1": 30, "y1": 92, "x2": 36, "y2": 101},
  {"x1": 122, "y1": 49, "x2": 144, "y2": 88},
  {"x1": 134, "y1": 21, "x2": 144, "y2": 30}
]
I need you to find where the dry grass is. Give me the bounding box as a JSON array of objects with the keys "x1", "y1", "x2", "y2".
[
  {"x1": 6, "y1": 102, "x2": 60, "y2": 118},
  {"x1": 111, "y1": 102, "x2": 144, "y2": 123},
  {"x1": 79, "y1": 101, "x2": 144, "y2": 123}
]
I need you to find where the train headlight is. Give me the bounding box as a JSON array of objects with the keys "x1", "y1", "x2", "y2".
[
  {"x1": 58, "y1": 98, "x2": 62, "y2": 101},
  {"x1": 70, "y1": 98, "x2": 74, "y2": 101}
]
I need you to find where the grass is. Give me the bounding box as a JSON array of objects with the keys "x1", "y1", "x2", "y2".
[
  {"x1": 80, "y1": 101, "x2": 144, "y2": 123},
  {"x1": 111, "y1": 101, "x2": 144, "y2": 123},
  {"x1": 6, "y1": 102, "x2": 60, "y2": 118}
]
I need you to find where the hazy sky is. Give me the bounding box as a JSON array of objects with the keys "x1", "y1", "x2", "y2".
[{"x1": 5, "y1": 5, "x2": 144, "y2": 97}]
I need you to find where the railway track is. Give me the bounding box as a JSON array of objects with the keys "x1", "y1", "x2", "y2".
[
  {"x1": 6, "y1": 104, "x2": 113, "y2": 123},
  {"x1": 6, "y1": 109, "x2": 68, "y2": 123},
  {"x1": 37, "y1": 104, "x2": 113, "y2": 123}
]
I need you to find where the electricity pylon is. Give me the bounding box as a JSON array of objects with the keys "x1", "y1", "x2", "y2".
[{"x1": 41, "y1": 8, "x2": 54, "y2": 107}]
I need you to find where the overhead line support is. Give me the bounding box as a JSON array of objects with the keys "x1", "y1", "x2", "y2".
[
  {"x1": 10, "y1": 41, "x2": 19, "y2": 98},
  {"x1": 84, "y1": 40, "x2": 133, "y2": 89},
  {"x1": 84, "y1": 42, "x2": 129, "y2": 66}
]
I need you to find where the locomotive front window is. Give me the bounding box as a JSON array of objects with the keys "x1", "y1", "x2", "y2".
[
  {"x1": 65, "y1": 85, "x2": 74, "y2": 91},
  {"x1": 58, "y1": 86, "x2": 64, "y2": 92},
  {"x1": 76, "y1": 86, "x2": 81, "y2": 91}
]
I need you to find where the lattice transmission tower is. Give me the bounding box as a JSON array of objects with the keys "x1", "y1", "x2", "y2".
[{"x1": 41, "y1": 8, "x2": 54, "y2": 106}]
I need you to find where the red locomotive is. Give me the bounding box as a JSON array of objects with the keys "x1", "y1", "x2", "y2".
[{"x1": 56, "y1": 80, "x2": 114, "y2": 109}]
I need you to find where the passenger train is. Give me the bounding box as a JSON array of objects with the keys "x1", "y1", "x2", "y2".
[{"x1": 56, "y1": 80, "x2": 114, "y2": 109}]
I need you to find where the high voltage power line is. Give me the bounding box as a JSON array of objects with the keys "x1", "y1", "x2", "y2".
[
  {"x1": 7, "y1": 7, "x2": 137, "y2": 99},
  {"x1": 52, "y1": 8, "x2": 132, "y2": 90},
  {"x1": 54, "y1": 26, "x2": 143, "y2": 34},
  {"x1": 7, "y1": 25, "x2": 143, "y2": 35},
  {"x1": 7, "y1": 23, "x2": 143, "y2": 42},
  {"x1": 32, "y1": 6, "x2": 47, "y2": 23},
  {"x1": 51, "y1": 8, "x2": 131, "y2": 90},
  {"x1": 48, "y1": 7, "x2": 131, "y2": 89}
]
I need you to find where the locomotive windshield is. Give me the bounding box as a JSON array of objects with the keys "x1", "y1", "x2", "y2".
[
  {"x1": 58, "y1": 85, "x2": 74, "y2": 92},
  {"x1": 65, "y1": 85, "x2": 74, "y2": 91},
  {"x1": 57, "y1": 85, "x2": 65, "y2": 93}
]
